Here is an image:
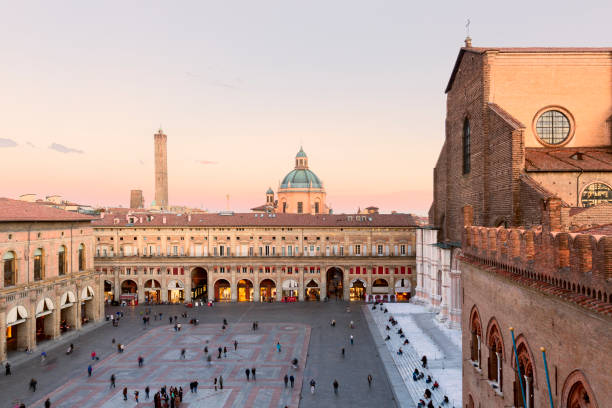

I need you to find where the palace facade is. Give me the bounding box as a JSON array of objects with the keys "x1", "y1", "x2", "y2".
[
  {"x1": 93, "y1": 211, "x2": 417, "y2": 304},
  {"x1": 0, "y1": 198, "x2": 102, "y2": 363},
  {"x1": 418, "y1": 40, "x2": 612, "y2": 407}
]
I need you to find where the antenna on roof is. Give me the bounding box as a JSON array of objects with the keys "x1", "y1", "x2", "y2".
[
  {"x1": 226, "y1": 194, "x2": 230, "y2": 211},
  {"x1": 464, "y1": 19, "x2": 472, "y2": 47}
]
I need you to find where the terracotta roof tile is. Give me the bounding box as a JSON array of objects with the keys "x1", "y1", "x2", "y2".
[
  {"x1": 0, "y1": 198, "x2": 95, "y2": 222},
  {"x1": 93, "y1": 211, "x2": 418, "y2": 228},
  {"x1": 525, "y1": 147, "x2": 612, "y2": 172}
]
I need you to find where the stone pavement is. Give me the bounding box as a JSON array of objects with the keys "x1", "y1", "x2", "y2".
[{"x1": 2, "y1": 301, "x2": 397, "y2": 408}]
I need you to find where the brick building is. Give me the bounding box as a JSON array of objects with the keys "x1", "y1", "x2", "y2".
[
  {"x1": 416, "y1": 41, "x2": 612, "y2": 407},
  {"x1": 92, "y1": 210, "x2": 416, "y2": 304},
  {"x1": 0, "y1": 198, "x2": 102, "y2": 363}
]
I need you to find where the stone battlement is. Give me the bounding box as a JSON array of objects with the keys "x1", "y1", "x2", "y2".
[{"x1": 461, "y1": 225, "x2": 612, "y2": 315}]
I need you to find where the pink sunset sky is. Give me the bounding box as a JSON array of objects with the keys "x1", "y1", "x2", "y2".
[{"x1": 1, "y1": 1, "x2": 610, "y2": 214}]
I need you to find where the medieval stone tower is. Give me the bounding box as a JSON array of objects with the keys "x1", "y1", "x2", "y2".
[{"x1": 154, "y1": 128, "x2": 168, "y2": 208}]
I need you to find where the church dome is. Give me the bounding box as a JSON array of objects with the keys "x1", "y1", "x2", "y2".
[{"x1": 280, "y1": 169, "x2": 323, "y2": 189}]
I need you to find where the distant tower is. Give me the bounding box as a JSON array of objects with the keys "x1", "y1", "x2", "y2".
[
  {"x1": 130, "y1": 189, "x2": 144, "y2": 209},
  {"x1": 266, "y1": 188, "x2": 275, "y2": 204},
  {"x1": 154, "y1": 128, "x2": 169, "y2": 208}
]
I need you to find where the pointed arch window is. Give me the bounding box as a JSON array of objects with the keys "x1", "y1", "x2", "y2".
[
  {"x1": 463, "y1": 118, "x2": 471, "y2": 174},
  {"x1": 78, "y1": 243, "x2": 86, "y2": 271},
  {"x1": 3, "y1": 251, "x2": 17, "y2": 287},
  {"x1": 58, "y1": 246, "x2": 67, "y2": 276},
  {"x1": 34, "y1": 248, "x2": 44, "y2": 281}
]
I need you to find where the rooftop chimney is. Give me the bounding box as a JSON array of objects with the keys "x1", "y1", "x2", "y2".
[{"x1": 464, "y1": 36, "x2": 472, "y2": 48}]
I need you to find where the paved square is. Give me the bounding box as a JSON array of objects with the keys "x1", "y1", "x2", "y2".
[{"x1": 29, "y1": 322, "x2": 309, "y2": 408}]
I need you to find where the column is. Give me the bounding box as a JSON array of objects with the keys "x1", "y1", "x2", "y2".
[
  {"x1": 276, "y1": 280, "x2": 282, "y2": 302},
  {"x1": 22, "y1": 296, "x2": 36, "y2": 351},
  {"x1": 253, "y1": 268, "x2": 260, "y2": 302},
  {"x1": 161, "y1": 276, "x2": 169, "y2": 302},
  {"x1": 207, "y1": 272, "x2": 214, "y2": 303},
  {"x1": 184, "y1": 267, "x2": 192, "y2": 302},
  {"x1": 342, "y1": 270, "x2": 350, "y2": 300},
  {"x1": 137, "y1": 276, "x2": 145, "y2": 304},
  {"x1": 0, "y1": 304, "x2": 6, "y2": 362},
  {"x1": 320, "y1": 273, "x2": 327, "y2": 302},
  {"x1": 230, "y1": 274, "x2": 237, "y2": 302},
  {"x1": 298, "y1": 272, "x2": 305, "y2": 301},
  {"x1": 74, "y1": 285, "x2": 82, "y2": 331}
]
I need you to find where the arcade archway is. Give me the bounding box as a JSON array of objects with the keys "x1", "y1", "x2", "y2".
[
  {"x1": 104, "y1": 280, "x2": 114, "y2": 302},
  {"x1": 395, "y1": 278, "x2": 412, "y2": 301},
  {"x1": 214, "y1": 279, "x2": 231, "y2": 302},
  {"x1": 191, "y1": 267, "x2": 208, "y2": 300},
  {"x1": 237, "y1": 279, "x2": 253, "y2": 302},
  {"x1": 167, "y1": 280, "x2": 184, "y2": 303},
  {"x1": 60, "y1": 291, "x2": 77, "y2": 332},
  {"x1": 260, "y1": 279, "x2": 276, "y2": 302},
  {"x1": 326, "y1": 267, "x2": 344, "y2": 300},
  {"x1": 6, "y1": 305, "x2": 28, "y2": 353},
  {"x1": 282, "y1": 279, "x2": 299, "y2": 299},
  {"x1": 144, "y1": 279, "x2": 161, "y2": 303},
  {"x1": 350, "y1": 279, "x2": 366, "y2": 300},
  {"x1": 80, "y1": 286, "x2": 95, "y2": 325},
  {"x1": 120, "y1": 280, "x2": 138, "y2": 306},
  {"x1": 305, "y1": 279, "x2": 320, "y2": 301},
  {"x1": 35, "y1": 298, "x2": 54, "y2": 343}
]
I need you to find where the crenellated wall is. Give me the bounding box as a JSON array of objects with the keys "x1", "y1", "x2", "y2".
[{"x1": 462, "y1": 224, "x2": 612, "y2": 312}]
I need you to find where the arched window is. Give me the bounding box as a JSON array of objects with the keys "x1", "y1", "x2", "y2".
[
  {"x1": 463, "y1": 118, "x2": 471, "y2": 174},
  {"x1": 581, "y1": 182, "x2": 612, "y2": 207},
  {"x1": 78, "y1": 243, "x2": 86, "y2": 271},
  {"x1": 487, "y1": 321, "x2": 504, "y2": 391},
  {"x1": 33, "y1": 248, "x2": 44, "y2": 281},
  {"x1": 514, "y1": 341, "x2": 535, "y2": 408},
  {"x1": 58, "y1": 246, "x2": 67, "y2": 276},
  {"x1": 3, "y1": 251, "x2": 17, "y2": 287},
  {"x1": 470, "y1": 307, "x2": 483, "y2": 368}
]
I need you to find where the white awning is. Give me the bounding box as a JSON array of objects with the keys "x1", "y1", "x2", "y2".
[
  {"x1": 81, "y1": 286, "x2": 95, "y2": 300},
  {"x1": 61, "y1": 291, "x2": 76, "y2": 308},
  {"x1": 167, "y1": 280, "x2": 184, "y2": 289},
  {"x1": 282, "y1": 279, "x2": 299, "y2": 290},
  {"x1": 7, "y1": 305, "x2": 28, "y2": 326},
  {"x1": 35, "y1": 298, "x2": 55, "y2": 316}
]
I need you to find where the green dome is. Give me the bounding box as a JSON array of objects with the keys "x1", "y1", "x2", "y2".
[
  {"x1": 280, "y1": 169, "x2": 322, "y2": 189},
  {"x1": 266, "y1": 187, "x2": 274, "y2": 194},
  {"x1": 296, "y1": 147, "x2": 307, "y2": 158}
]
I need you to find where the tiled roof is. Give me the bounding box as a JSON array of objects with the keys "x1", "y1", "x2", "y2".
[
  {"x1": 446, "y1": 46, "x2": 612, "y2": 93},
  {"x1": 0, "y1": 198, "x2": 95, "y2": 222},
  {"x1": 525, "y1": 147, "x2": 612, "y2": 172},
  {"x1": 93, "y1": 211, "x2": 419, "y2": 228}
]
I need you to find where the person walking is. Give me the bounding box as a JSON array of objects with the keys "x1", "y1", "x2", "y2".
[
  {"x1": 91, "y1": 351, "x2": 97, "y2": 361},
  {"x1": 245, "y1": 368, "x2": 250, "y2": 381},
  {"x1": 180, "y1": 349, "x2": 186, "y2": 359},
  {"x1": 134, "y1": 390, "x2": 139, "y2": 403},
  {"x1": 350, "y1": 335, "x2": 354, "y2": 345},
  {"x1": 122, "y1": 387, "x2": 128, "y2": 401},
  {"x1": 234, "y1": 340, "x2": 238, "y2": 351},
  {"x1": 289, "y1": 375, "x2": 295, "y2": 388},
  {"x1": 223, "y1": 318, "x2": 228, "y2": 326},
  {"x1": 138, "y1": 356, "x2": 144, "y2": 367},
  {"x1": 276, "y1": 342, "x2": 281, "y2": 353},
  {"x1": 29, "y1": 378, "x2": 37, "y2": 392},
  {"x1": 87, "y1": 364, "x2": 93, "y2": 377},
  {"x1": 110, "y1": 374, "x2": 116, "y2": 388},
  {"x1": 284, "y1": 374, "x2": 289, "y2": 388},
  {"x1": 193, "y1": 381, "x2": 198, "y2": 393},
  {"x1": 367, "y1": 374, "x2": 373, "y2": 388},
  {"x1": 223, "y1": 346, "x2": 227, "y2": 358},
  {"x1": 219, "y1": 375, "x2": 224, "y2": 390},
  {"x1": 341, "y1": 347, "x2": 345, "y2": 357},
  {"x1": 5, "y1": 362, "x2": 11, "y2": 375},
  {"x1": 204, "y1": 346, "x2": 208, "y2": 355},
  {"x1": 333, "y1": 379, "x2": 339, "y2": 395},
  {"x1": 310, "y1": 379, "x2": 316, "y2": 394},
  {"x1": 145, "y1": 386, "x2": 150, "y2": 400},
  {"x1": 214, "y1": 377, "x2": 218, "y2": 391},
  {"x1": 251, "y1": 367, "x2": 256, "y2": 380},
  {"x1": 207, "y1": 354, "x2": 212, "y2": 366},
  {"x1": 44, "y1": 398, "x2": 51, "y2": 408},
  {"x1": 217, "y1": 347, "x2": 222, "y2": 359}
]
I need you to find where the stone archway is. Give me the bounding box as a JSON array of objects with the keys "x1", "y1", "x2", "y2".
[
  {"x1": 562, "y1": 370, "x2": 599, "y2": 408},
  {"x1": 191, "y1": 267, "x2": 208, "y2": 300},
  {"x1": 104, "y1": 280, "x2": 114, "y2": 302},
  {"x1": 350, "y1": 278, "x2": 366, "y2": 300},
  {"x1": 6, "y1": 305, "x2": 28, "y2": 352},
  {"x1": 214, "y1": 279, "x2": 231, "y2": 302},
  {"x1": 305, "y1": 279, "x2": 320, "y2": 301},
  {"x1": 237, "y1": 279, "x2": 253, "y2": 302},
  {"x1": 260, "y1": 279, "x2": 276, "y2": 302},
  {"x1": 326, "y1": 267, "x2": 344, "y2": 300},
  {"x1": 144, "y1": 279, "x2": 161, "y2": 303}
]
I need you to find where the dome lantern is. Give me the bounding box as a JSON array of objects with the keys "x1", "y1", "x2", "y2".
[{"x1": 295, "y1": 147, "x2": 308, "y2": 169}]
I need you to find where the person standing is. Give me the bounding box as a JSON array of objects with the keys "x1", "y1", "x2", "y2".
[
  {"x1": 341, "y1": 347, "x2": 345, "y2": 357},
  {"x1": 289, "y1": 375, "x2": 294, "y2": 388},
  {"x1": 214, "y1": 377, "x2": 218, "y2": 391},
  {"x1": 193, "y1": 381, "x2": 198, "y2": 393},
  {"x1": 29, "y1": 378, "x2": 37, "y2": 392},
  {"x1": 91, "y1": 351, "x2": 96, "y2": 361},
  {"x1": 44, "y1": 399, "x2": 51, "y2": 408},
  {"x1": 110, "y1": 374, "x2": 116, "y2": 388},
  {"x1": 350, "y1": 335, "x2": 354, "y2": 345},
  {"x1": 219, "y1": 375, "x2": 224, "y2": 390},
  {"x1": 367, "y1": 374, "x2": 373, "y2": 388},
  {"x1": 207, "y1": 354, "x2": 212, "y2": 366},
  {"x1": 217, "y1": 347, "x2": 222, "y2": 359},
  {"x1": 223, "y1": 346, "x2": 227, "y2": 358},
  {"x1": 251, "y1": 367, "x2": 256, "y2": 380},
  {"x1": 123, "y1": 387, "x2": 128, "y2": 401},
  {"x1": 333, "y1": 379, "x2": 339, "y2": 395},
  {"x1": 5, "y1": 362, "x2": 11, "y2": 375},
  {"x1": 134, "y1": 390, "x2": 139, "y2": 403},
  {"x1": 310, "y1": 379, "x2": 316, "y2": 394},
  {"x1": 234, "y1": 340, "x2": 238, "y2": 351},
  {"x1": 87, "y1": 365, "x2": 93, "y2": 377},
  {"x1": 145, "y1": 386, "x2": 150, "y2": 400},
  {"x1": 138, "y1": 356, "x2": 144, "y2": 367},
  {"x1": 245, "y1": 368, "x2": 250, "y2": 381},
  {"x1": 276, "y1": 342, "x2": 281, "y2": 353},
  {"x1": 284, "y1": 374, "x2": 288, "y2": 388},
  {"x1": 180, "y1": 349, "x2": 186, "y2": 359}
]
